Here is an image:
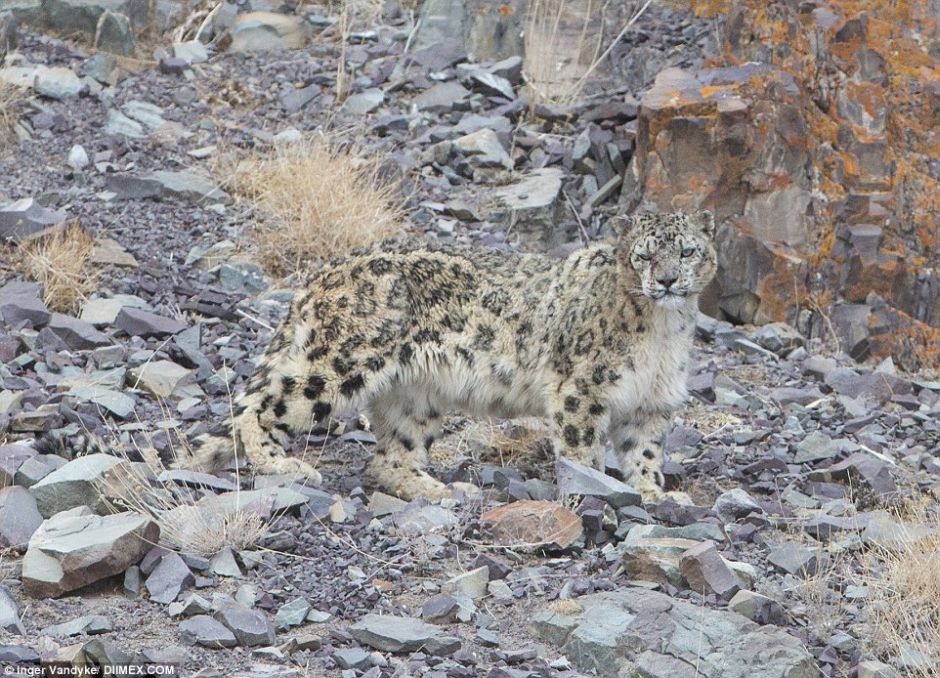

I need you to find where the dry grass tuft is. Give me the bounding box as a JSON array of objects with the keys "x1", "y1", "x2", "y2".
[
  {"x1": 859, "y1": 501, "x2": 940, "y2": 673},
  {"x1": 221, "y1": 135, "x2": 405, "y2": 277},
  {"x1": 18, "y1": 221, "x2": 100, "y2": 313},
  {"x1": 94, "y1": 429, "x2": 275, "y2": 558},
  {"x1": 0, "y1": 81, "x2": 25, "y2": 149}
]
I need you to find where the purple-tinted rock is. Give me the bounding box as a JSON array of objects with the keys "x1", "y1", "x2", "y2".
[
  {"x1": 46, "y1": 314, "x2": 112, "y2": 350},
  {"x1": 115, "y1": 308, "x2": 186, "y2": 338}
]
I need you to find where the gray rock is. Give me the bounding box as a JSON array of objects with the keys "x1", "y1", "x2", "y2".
[
  {"x1": 617, "y1": 537, "x2": 696, "y2": 587},
  {"x1": 532, "y1": 588, "x2": 817, "y2": 677},
  {"x1": 0, "y1": 645, "x2": 40, "y2": 663},
  {"x1": 626, "y1": 522, "x2": 725, "y2": 543},
  {"x1": 128, "y1": 360, "x2": 194, "y2": 399},
  {"x1": 0, "y1": 290, "x2": 50, "y2": 327},
  {"x1": 808, "y1": 452, "x2": 897, "y2": 498},
  {"x1": 215, "y1": 599, "x2": 275, "y2": 647},
  {"x1": 180, "y1": 615, "x2": 237, "y2": 648},
  {"x1": 23, "y1": 507, "x2": 159, "y2": 597},
  {"x1": 728, "y1": 590, "x2": 787, "y2": 626},
  {"x1": 334, "y1": 647, "x2": 371, "y2": 670},
  {"x1": 678, "y1": 541, "x2": 742, "y2": 598},
  {"x1": 42, "y1": 614, "x2": 111, "y2": 636},
  {"x1": 0, "y1": 486, "x2": 43, "y2": 548},
  {"x1": 389, "y1": 504, "x2": 458, "y2": 535},
  {"x1": 442, "y1": 565, "x2": 489, "y2": 600},
  {"x1": 413, "y1": 0, "x2": 523, "y2": 62},
  {"x1": 67, "y1": 144, "x2": 90, "y2": 170},
  {"x1": 149, "y1": 170, "x2": 230, "y2": 204},
  {"x1": 229, "y1": 11, "x2": 311, "y2": 52},
  {"x1": 492, "y1": 168, "x2": 564, "y2": 243},
  {"x1": 489, "y1": 56, "x2": 523, "y2": 84},
  {"x1": 767, "y1": 542, "x2": 823, "y2": 578},
  {"x1": 343, "y1": 88, "x2": 384, "y2": 115},
  {"x1": 146, "y1": 552, "x2": 194, "y2": 604},
  {"x1": 46, "y1": 313, "x2": 112, "y2": 350},
  {"x1": 369, "y1": 491, "x2": 408, "y2": 517},
  {"x1": 14, "y1": 453, "x2": 65, "y2": 488},
  {"x1": 413, "y1": 81, "x2": 470, "y2": 112},
  {"x1": 857, "y1": 661, "x2": 901, "y2": 678},
  {"x1": 115, "y1": 307, "x2": 186, "y2": 338},
  {"x1": 452, "y1": 128, "x2": 511, "y2": 169},
  {"x1": 422, "y1": 593, "x2": 460, "y2": 624},
  {"x1": 794, "y1": 431, "x2": 859, "y2": 463},
  {"x1": 751, "y1": 322, "x2": 805, "y2": 355},
  {"x1": 0, "y1": 197, "x2": 68, "y2": 241},
  {"x1": 168, "y1": 592, "x2": 211, "y2": 617},
  {"x1": 68, "y1": 385, "x2": 136, "y2": 419},
  {"x1": 0, "y1": 443, "x2": 36, "y2": 486},
  {"x1": 713, "y1": 488, "x2": 763, "y2": 523},
  {"x1": 349, "y1": 614, "x2": 461, "y2": 655},
  {"x1": 173, "y1": 40, "x2": 208, "y2": 64},
  {"x1": 0, "y1": 587, "x2": 24, "y2": 634},
  {"x1": 556, "y1": 456, "x2": 640, "y2": 509},
  {"x1": 29, "y1": 453, "x2": 131, "y2": 518},
  {"x1": 94, "y1": 10, "x2": 134, "y2": 55},
  {"x1": 33, "y1": 66, "x2": 85, "y2": 99},
  {"x1": 209, "y1": 547, "x2": 242, "y2": 577},
  {"x1": 275, "y1": 597, "x2": 310, "y2": 630},
  {"x1": 104, "y1": 109, "x2": 146, "y2": 138},
  {"x1": 105, "y1": 174, "x2": 164, "y2": 200},
  {"x1": 466, "y1": 68, "x2": 514, "y2": 99}
]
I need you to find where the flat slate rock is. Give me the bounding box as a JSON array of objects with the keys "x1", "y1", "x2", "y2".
[
  {"x1": 533, "y1": 588, "x2": 817, "y2": 677},
  {"x1": 29, "y1": 453, "x2": 131, "y2": 518},
  {"x1": 348, "y1": 614, "x2": 462, "y2": 655}
]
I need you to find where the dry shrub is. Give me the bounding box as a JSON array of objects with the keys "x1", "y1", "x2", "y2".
[
  {"x1": 222, "y1": 136, "x2": 404, "y2": 276},
  {"x1": 18, "y1": 221, "x2": 99, "y2": 313},
  {"x1": 860, "y1": 501, "x2": 940, "y2": 673},
  {"x1": 93, "y1": 430, "x2": 275, "y2": 557}
]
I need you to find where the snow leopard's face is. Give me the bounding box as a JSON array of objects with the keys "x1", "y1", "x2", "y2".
[{"x1": 622, "y1": 211, "x2": 717, "y2": 306}]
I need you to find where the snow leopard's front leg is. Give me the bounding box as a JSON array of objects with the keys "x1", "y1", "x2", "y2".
[
  {"x1": 609, "y1": 409, "x2": 671, "y2": 501},
  {"x1": 546, "y1": 382, "x2": 609, "y2": 471}
]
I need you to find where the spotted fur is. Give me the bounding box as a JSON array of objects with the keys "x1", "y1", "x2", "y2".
[{"x1": 174, "y1": 210, "x2": 716, "y2": 500}]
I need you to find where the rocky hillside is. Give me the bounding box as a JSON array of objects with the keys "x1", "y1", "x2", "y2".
[{"x1": 0, "y1": 0, "x2": 938, "y2": 676}]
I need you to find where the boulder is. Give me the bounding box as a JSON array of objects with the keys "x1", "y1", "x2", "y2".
[
  {"x1": 0, "y1": 486, "x2": 43, "y2": 548},
  {"x1": 349, "y1": 614, "x2": 461, "y2": 655},
  {"x1": 533, "y1": 588, "x2": 817, "y2": 676},
  {"x1": 29, "y1": 453, "x2": 132, "y2": 518},
  {"x1": 491, "y1": 168, "x2": 565, "y2": 244},
  {"x1": 23, "y1": 507, "x2": 159, "y2": 597},
  {"x1": 228, "y1": 12, "x2": 311, "y2": 52}
]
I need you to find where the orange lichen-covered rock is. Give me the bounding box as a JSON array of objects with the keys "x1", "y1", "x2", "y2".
[{"x1": 626, "y1": 0, "x2": 940, "y2": 369}]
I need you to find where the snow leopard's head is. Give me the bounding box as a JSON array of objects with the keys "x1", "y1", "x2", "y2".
[{"x1": 620, "y1": 210, "x2": 717, "y2": 306}]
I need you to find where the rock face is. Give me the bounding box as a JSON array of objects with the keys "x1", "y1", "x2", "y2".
[
  {"x1": 533, "y1": 588, "x2": 817, "y2": 677},
  {"x1": 623, "y1": 0, "x2": 940, "y2": 370},
  {"x1": 413, "y1": 0, "x2": 525, "y2": 62},
  {"x1": 29, "y1": 453, "x2": 132, "y2": 518},
  {"x1": 22, "y1": 507, "x2": 159, "y2": 597}
]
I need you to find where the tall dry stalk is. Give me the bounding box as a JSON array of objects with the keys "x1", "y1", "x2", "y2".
[
  {"x1": 859, "y1": 501, "x2": 940, "y2": 674},
  {"x1": 523, "y1": 0, "x2": 652, "y2": 107},
  {"x1": 0, "y1": 81, "x2": 24, "y2": 150}
]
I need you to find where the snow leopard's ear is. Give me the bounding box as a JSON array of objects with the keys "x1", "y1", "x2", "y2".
[
  {"x1": 695, "y1": 210, "x2": 715, "y2": 240},
  {"x1": 614, "y1": 214, "x2": 641, "y2": 242}
]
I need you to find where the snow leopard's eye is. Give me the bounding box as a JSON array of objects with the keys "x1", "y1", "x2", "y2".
[
  {"x1": 680, "y1": 246, "x2": 696, "y2": 258},
  {"x1": 636, "y1": 252, "x2": 651, "y2": 261}
]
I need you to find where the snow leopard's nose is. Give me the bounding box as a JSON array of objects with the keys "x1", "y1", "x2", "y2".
[{"x1": 656, "y1": 270, "x2": 679, "y2": 289}]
